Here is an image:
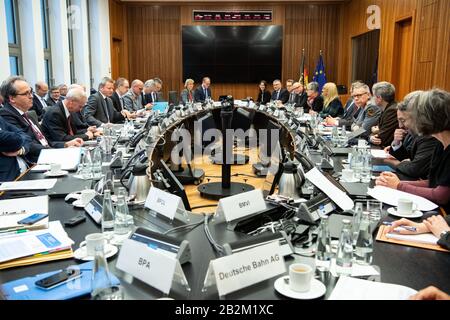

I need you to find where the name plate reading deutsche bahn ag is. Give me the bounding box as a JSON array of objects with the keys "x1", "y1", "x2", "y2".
[{"x1": 216, "y1": 189, "x2": 267, "y2": 222}]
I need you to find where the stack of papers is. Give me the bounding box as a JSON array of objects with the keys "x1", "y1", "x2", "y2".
[
  {"x1": 370, "y1": 149, "x2": 390, "y2": 158},
  {"x1": 367, "y1": 186, "x2": 438, "y2": 211},
  {"x1": 385, "y1": 232, "x2": 439, "y2": 245},
  {"x1": 0, "y1": 221, "x2": 74, "y2": 269},
  {"x1": 37, "y1": 147, "x2": 82, "y2": 171},
  {"x1": 0, "y1": 179, "x2": 57, "y2": 191},
  {"x1": 0, "y1": 196, "x2": 49, "y2": 233},
  {"x1": 328, "y1": 276, "x2": 417, "y2": 300}
]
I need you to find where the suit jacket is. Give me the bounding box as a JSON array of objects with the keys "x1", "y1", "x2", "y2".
[
  {"x1": 338, "y1": 99, "x2": 361, "y2": 129},
  {"x1": 293, "y1": 92, "x2": 307, "y2": 109},
  {"x1": 389, "y1": 134, "x2": 440, "y2": 180},
  {"x1": 353, "y1": 102, "x2": 381, "y2": 138},
  {"x1": 0, "y1": 116, "x2": 31, "y2": 182},
  {"x1": 123, "y1": 91, "x2": 142, "y2": 112},
  {"x1": 45, "y1": 97, "x2": 58, "y2": 107},
  {"x1": 83, "y1": 92, "x2": 125, "y2": 126},
  {"x1": 41, "y1": 101, "x2": 90, "y2": 143},
  {"x1": 0, "y1": 103, "x2": 64, "y2": 163},
  {"x1": 256, "y1": 90, "x2": 271, "y2": 105},
  {"x1": 144, "y1": 91, "x2": 161, "y2": 105},
  {"x1": 111, "y1": 91, "x2": 123, "y2": 113},
  {"x1": 194, "y1": 85, "x2": 212, "y2": 103},
  {"x1": 180, "y1": 89, "x2": 194, "y2": 105},
  {"x1": 374, "y1": 101, "x2": 398, "y2": 147},
  {"x1": 271, "y1": 89, "x2": 289, "y2": 104},
  {"x1": 72, "y1": 111, "x2": 88, "y2": 131},
  {"x1": 307, "y1": 95, "x2": 324, "y2": 113},
  {"x1": 31, "y1": 94, "x2": 47, "y2": 120},
  {"x1": 319, "y1": 98, "x2": 344, "y2": 118}
]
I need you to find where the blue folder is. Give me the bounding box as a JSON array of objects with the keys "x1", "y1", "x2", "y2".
[
  {"x1": 372, "y1": 165, "x2": 395, "y2": 173},
  {"x1": 1, "y1": 261, "x2": 120, "y2": 300}
]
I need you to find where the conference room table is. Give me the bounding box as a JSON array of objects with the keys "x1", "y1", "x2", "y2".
[{"x1": 1, "y1": 105, "x2": 449, "y2": 300}]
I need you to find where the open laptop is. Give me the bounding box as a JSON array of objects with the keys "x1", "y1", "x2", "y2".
[{"x1": 152, "y1": 102, "x2": 169, "y2": 114}]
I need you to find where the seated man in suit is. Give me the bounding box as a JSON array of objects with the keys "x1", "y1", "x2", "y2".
[
  {"x1": 83, "y1": 77, "x2": 126, "y2": 127},
  {"x1": 153, "y1": 77, "x2": 163, "y2": 101},
  {"x1": 306, "y1": 82, "x2": 324, "y2": 113},
  {"x1": 194, "y1": 77, "x2": 212, "y2": 103},
  {"x1": 31, "y1": 81, "x2": 48, "y2": 120},
  {"x1": 369, "y1": 81, "x2": 398, "y2": 147},
  {"x1": 0, "y1": 115, "x2": 31, "y2": 181},
  {"x1": 45, "y1": 86, "x2": 60, "y2": 107},
  {"x1": 290, "y1": 82, "x2": 307, "y2": 109},
  {"x1": 271, "y1": 79, "x2": 289, "y2": 105},
  {"x1": 143, "y1": 79, "x2": 161, "y2": 106},
  {"x1": 123, "y1": 79, "x2": 148, "y2": 112},
  {"x1": 111, "y1": 77, "x2": 129, "y2": 112},
  {"x1": 383, "y1": 91, "x2": 440, "y2": 180},
  {"x1": 0, "y1": 76, "x2": 82, "y2": 163},
  {"x1": 41, "y1": 88, "x2": 101, "y2": 143}
]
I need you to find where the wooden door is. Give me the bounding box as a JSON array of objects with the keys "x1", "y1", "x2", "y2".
[{"x1": 392, "y1": 17, "x2": 414, "y2": 100}]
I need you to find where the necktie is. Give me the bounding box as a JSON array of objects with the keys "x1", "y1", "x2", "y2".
[
  {"x1": 276, "y1": 90, "x2": 280, "y2": 100},
  {"x1": 67, "y1": 114, "x2": 74, "y2": 136},
  {"x1": 22, "y1": 113, "x2": 49, "y2": 147},
  {"x1": 120, "y1": 97, "x2": 124, "y2": 110},
  {"x1": 104, "y1": 98, "x2": 110, "y2": 122},
  {"x1": 152, "y1": 92, "x2": 156, "y2": 103},
  {"x1": 188, "y1": 91, "x2": 193, "y2": 102},
  {"x1": 204, "y1": 88, "x2": 208, "y2": 100}
]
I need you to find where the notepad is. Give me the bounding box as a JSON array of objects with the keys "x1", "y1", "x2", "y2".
[
  {"x1": 370, "y1": 149, "x2": 389, "y2": 158},
  {"x1": 386, "y1": 232, "x2": 439, "y2": 245},
  {"x1": 0, "y1": 179, "x2": 57, "y2": 191},
  {"x1": 37, "y1": 147, "x2": 82, "y2": 171}
]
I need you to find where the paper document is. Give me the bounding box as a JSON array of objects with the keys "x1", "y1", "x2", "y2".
[
  {"x1": 370, "y1": 149, "x2": 390, "y2": 158},
  {"x1": 0, "y1": 221, "x2": 73, "y2": 263},
  {"x1": 328, "y1": 276, "x2": 417, "y2": 300},
  {"x1": 386, "y1": 232, "x2": 439, "y2": 245},
  {"x1": 367, "y1": 186, "x2": 438, "y2": 211},
  {"x1": 30, "y1": 164, "x2": 51, "y2": 172},
  {"x1": 305, "y1": 167, "x2": 354, "y2": 210},
  {"x1": 0, "y1": 196, "x2": 49, "y2": 231},
  {"x1": 0, "y1": 179, "x2": 57, "y2": 191},
  {"x1": 37, "y1": 147, "x2": 81, "y2": 170},
  {"x1": 326, "y1": 259, "x2": 380, "y2": 278}
]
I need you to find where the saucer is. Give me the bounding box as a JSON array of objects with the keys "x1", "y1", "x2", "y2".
[
  {"x1": 73, "y1": 244, "x2": 118, "y2": 261},
  {"x1": 72, "y1": 199, "x2": 88, "y2": 208},
  {"x1": 340, "y1": 178, "x2": 360, "y2": 183},
  {"x1": 43, "y1": 170, "x2": 68, "y2": 177},
  {"x1": 274, "y1": 276, "x2": 326, "y2": 300},
  {"x1": 387, "y1": 207, "x2": 423, "y2": 218}
]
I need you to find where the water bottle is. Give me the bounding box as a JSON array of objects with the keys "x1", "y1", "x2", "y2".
[
  {"x1": 336, "y1": 219, "x2": 353, "y2": 276},
  {"x1": 360, "y1": 147, "x2": 372, "y2": 183},
  {"x1": 92, "y1": 147, "x2": 103, "y2": 180},
  {"x1": 101, "y1": 190, "x2": 115, "y2": 241},
  {"x1": 331, "y1": 126, "x2": 339, "y2": 147},
  {"x1": 91, "y1": 243, "x2": 124, "y2": 300},
  {"x1": 113, "y1": 195, "x2": 134, "y2": 245},
  {"x1": 351, "y1": 202, "x2": 364, "y2": 247},
  {"x1": 354, "y1": 211, "x2": 373, "y2": 265},
  {"x1": 351, "y1": 147, "x2": 363, "y2": 181},
  {"x1": 339, "y1": 125, "x2": 348, "y2": 147},
  {"x1": 315, "y1": 216, "x2": 333, "y2": 271}
]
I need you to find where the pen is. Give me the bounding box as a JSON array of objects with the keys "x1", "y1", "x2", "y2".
[
  {"x1": 0, "y1": 229, "x2": 29, "y2": 238},
  {"x1": 382, "y1": 221, "x2": 417, "y2": 232}
]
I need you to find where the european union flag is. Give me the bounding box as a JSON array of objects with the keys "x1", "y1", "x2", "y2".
[{"x1": 313, "y1": 53, "x2": 327, "y2": 92}]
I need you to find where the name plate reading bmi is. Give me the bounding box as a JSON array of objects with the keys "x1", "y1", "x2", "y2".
[{"x1": 193, "y1": 10, "x2": 272, "y2": 22}]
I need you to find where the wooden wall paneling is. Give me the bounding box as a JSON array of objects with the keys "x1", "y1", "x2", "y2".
[
  {"x1": 109, "y1": 0, "x2": 129, "y2": 79},
  {"x1": 432, "y1": 0, "x2": 450, "y2": 90}
]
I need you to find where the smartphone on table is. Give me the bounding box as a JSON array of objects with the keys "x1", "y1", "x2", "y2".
[
  {"x1": 35, "y1": 269, "x2": 82, "y2": 290},
  {"x1": 17, "y1": 213, "x2": 48, "y2": 225}
]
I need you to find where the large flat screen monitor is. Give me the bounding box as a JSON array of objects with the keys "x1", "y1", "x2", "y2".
[{"x1": 182, "y1": 25, "x2": 283, "y2": 83}]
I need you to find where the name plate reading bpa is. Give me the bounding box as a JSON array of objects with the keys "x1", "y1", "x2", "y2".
[
  {"x1": 145, "y1": 186, "x2": 185, "y2": 220},
  {"x1": 211, "y1": 241, "x2": 286, "y2": 296},
  {"x1": 116, "y1": 239, "x2": 177, "y2": 294},
  {"x1": 216, "y1": 189, "x2": 266, "y2": 222}
]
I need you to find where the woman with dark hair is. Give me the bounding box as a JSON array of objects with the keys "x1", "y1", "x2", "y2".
[
  {"x1": 376, "y1": 89, "x2": 450, "y2": 214},
  {"x1": 256, "y1": 80, "x2": 271, "y2": 105}
]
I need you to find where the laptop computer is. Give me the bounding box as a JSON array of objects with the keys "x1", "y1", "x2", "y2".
[{"x1": 152, "y1": 102, "x2": 169, "y2": 114}]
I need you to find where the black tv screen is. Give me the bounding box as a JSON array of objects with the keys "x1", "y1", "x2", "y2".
[{"x1": 182, "y1": 25, "x2": 283, "y2": 84}]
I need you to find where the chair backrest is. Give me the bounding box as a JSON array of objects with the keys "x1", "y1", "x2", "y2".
[{"x1": 168, "y1": 91, "x2": 178, "y2": 105}]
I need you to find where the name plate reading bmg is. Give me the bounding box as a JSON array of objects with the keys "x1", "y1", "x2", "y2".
[{"x1": 193, "y1": 10, "x2": 272, "y2": 22}]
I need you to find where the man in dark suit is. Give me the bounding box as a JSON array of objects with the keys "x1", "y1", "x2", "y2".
[
  {"x1": 111, "y1": 77, "x2": 130, "y2": 113},
  {"x1": 41, "y1": 88, "x2": 99, "y2": 143},
  {"x1": 0, "y1": 76, "x2": 82, "y2": 163},
  {"x1": 45, "y1": 86, "x2": 60, "y2": 106},
  {"x1": 369, "y1": 81, "x2": 398, "y2": 147},
  {"x1": 306, "y1": 81, "x2": 324, "y2": 113},
  {"x1": 194, "y1": 77, "x2": 212, "y2": 103},
  {"x1": 271, "y1": 79, "x2": 289, "y2": 104},
  {"x1": 383, "y1": 91, "x2": 440, "y2": 181},
  {"x1": 83, "y1": 77, "x2": 126, "y2": 127},
  {"x1": 290, "y1": 82, "x2": 307, "y2": 108},
  {"x1": 143, "y1": 79, "x2": 161, "y2": 106},
  {"x1": 0, "y1": 115, "x2": 31, "y2": 181},
  {"x1": 31, "y1": 81, "x2": 49, "y2": 120}
]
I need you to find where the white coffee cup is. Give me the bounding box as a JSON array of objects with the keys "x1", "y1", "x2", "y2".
[
  {"x1": 50, "y1": 163, "x2": 61, "y2": 174},
  {"x1": 79, "y1": 233, "x2": 105, "y2": 257},
  {"x1": 341, "y1": 169, "x2": 355, "y2": 182},
  {"x1": 289, "y1": 263, "x2": 313, "y2": 292},
  {"x1": 80, "y1": 189, "x2": 96, "y2": 205},
  {"x1": 397, "y1": 198, "x2": 417, "y2": 215}
]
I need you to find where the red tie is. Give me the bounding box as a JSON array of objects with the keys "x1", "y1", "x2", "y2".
[
  {"x1": 22, "y1": 113, "x2": 49, "y2": 147},
  {"x1": 188, "y1": 92, "x2": 193, "y2": 102},
  {"x1": 67, "y1": 115, "x2": 74, "y2": 136}
]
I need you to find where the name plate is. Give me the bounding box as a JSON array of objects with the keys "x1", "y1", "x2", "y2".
[
  {"x1": 211, "y1": 241, "x2": 286, "y2": 296},
  {"x1": 145, "y1": 186, "x2": 185, "y2": 220},
  {"x1": 216, "y1": 189, "x2": 266, "y2": 222},
  {"x1": 116, "y1": 239, "x2": 177, "y2": 294}
]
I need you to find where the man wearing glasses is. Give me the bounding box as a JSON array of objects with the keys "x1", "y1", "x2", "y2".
[
  {"x1": 383, "y1": 91, "x2": 440, "y2": 180},
  {"x1": 325, "y1": 82, "x2": 380, "y2": 137},
  {"x1": 0, "y1": 76, "x2": 82, "y2": 163}
]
